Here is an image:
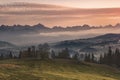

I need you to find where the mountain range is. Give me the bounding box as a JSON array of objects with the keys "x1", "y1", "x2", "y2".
[{"x1": 0, "y1": 23, "x2": 120, "y2": 33}]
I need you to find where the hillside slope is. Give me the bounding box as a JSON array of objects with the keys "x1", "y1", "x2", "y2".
[
  {"x1": 53, "y1": 33, "x2": 120, "y2": 48},
  {"x1": 0, "y1": 41, "x2": 15, "y2": 48},
  {"x1": 0, "y1": 59, "x2": 120, "y2": 80}
]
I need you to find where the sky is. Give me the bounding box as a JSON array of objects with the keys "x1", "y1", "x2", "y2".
[
  {"x1": 0, "y1": 0, "x2": 120, "y2": 27},
  {"x1": 1, "y1": 0, "x2": 120, "y2": 8}
]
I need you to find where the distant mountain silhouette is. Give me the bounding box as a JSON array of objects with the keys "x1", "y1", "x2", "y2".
[
  {"x1": 33, "y1": 23, "x2": 49, "y2": 29},
  {"x1": 0, "y1": 23, "x2": 120, "y2": 33}
]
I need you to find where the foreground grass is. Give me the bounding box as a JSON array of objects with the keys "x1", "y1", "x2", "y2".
[{"x1": 0, "y1": 59, "x2": 120, "y2": 80}]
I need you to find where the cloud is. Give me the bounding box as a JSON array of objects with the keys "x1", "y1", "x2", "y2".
[
  {"x1": 0, "y1": 2, "x2": 120, "y2": 26},
  {"x1": 0, "y1": 3, "x2": 120, "y2": 16}
]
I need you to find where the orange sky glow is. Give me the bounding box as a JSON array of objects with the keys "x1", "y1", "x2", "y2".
[{"x1": 0, "y1": 0, "x2": 120, "y2": 27}]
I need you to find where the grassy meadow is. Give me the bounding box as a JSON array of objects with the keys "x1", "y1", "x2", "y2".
[{"x1": 0, "y1": 59, "x2": 120, "y2": 80}]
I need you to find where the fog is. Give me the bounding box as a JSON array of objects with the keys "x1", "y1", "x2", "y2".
[{"x1": 0, "y1": 28, "x2": 120, "y2": 46}]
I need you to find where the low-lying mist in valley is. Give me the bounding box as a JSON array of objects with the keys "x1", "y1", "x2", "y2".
[{"x1": 0, "y1": 28, "x2": 120, "y2": 46}]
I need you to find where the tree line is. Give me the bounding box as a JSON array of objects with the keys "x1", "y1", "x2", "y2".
[
  {"x1": 19, "y1": 43, "x2": 50, "y2": 60},
  {"x1": 1, "y1": 43, "x2": 120, "y2": 68},
  {"x1": 19, "y1": 44, "x2": 70, "y2": 60},
  {"x1": 0, "y1": 51, "x2": 14, "y2": 59},
  {"x1": 0, "y1": 43, "x2": 70, "y2": 60},
  {"x1": 99, "y1": 47, "x2": 120, "y2": 67}
]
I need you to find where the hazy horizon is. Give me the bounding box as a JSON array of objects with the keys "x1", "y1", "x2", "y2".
[{"x1": 0, "y1": 28, "x2": 120, "y2": 46}]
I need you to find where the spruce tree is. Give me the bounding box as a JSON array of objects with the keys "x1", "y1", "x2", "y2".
[
  {"x1": 9, "y1": 52, "x2": 13, "y2": 59},
  {"x1": 0, "y1": 53, "x2": 4, "y2": 60},
  {"x1": 51, "y1": 50, "x2": 56, "y2": 59},
  {"x1": 91, "y1": 53, "x2": 94, "y2": 63},
  {"x1": 99, "y1": 54, "x2": 103, "y2": 64},
  {"x1": 107, "y1": 47, "x2": 112, "y2": 65}
]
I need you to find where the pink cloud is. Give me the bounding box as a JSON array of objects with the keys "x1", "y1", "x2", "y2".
[{"x1": 0, "y1": 3, "x2": 120, "y2": 27}]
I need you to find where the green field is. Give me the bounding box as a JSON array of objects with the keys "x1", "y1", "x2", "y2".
[{"x1": 0, "y1": 59, "x2": 120, "y2": 80}]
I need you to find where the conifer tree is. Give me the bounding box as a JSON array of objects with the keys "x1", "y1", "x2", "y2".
[{"x1": 9, "y1": 52, "x2": 13, "y2": 59}]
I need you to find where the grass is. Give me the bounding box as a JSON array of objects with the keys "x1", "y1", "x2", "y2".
[{"x1": 0, "y1": 59, "x2": 120, "y2": 80}]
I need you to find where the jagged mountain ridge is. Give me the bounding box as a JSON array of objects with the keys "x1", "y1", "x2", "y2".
[{"x1": 0, "y1": 23, "x2": 120, "y2": 33}]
